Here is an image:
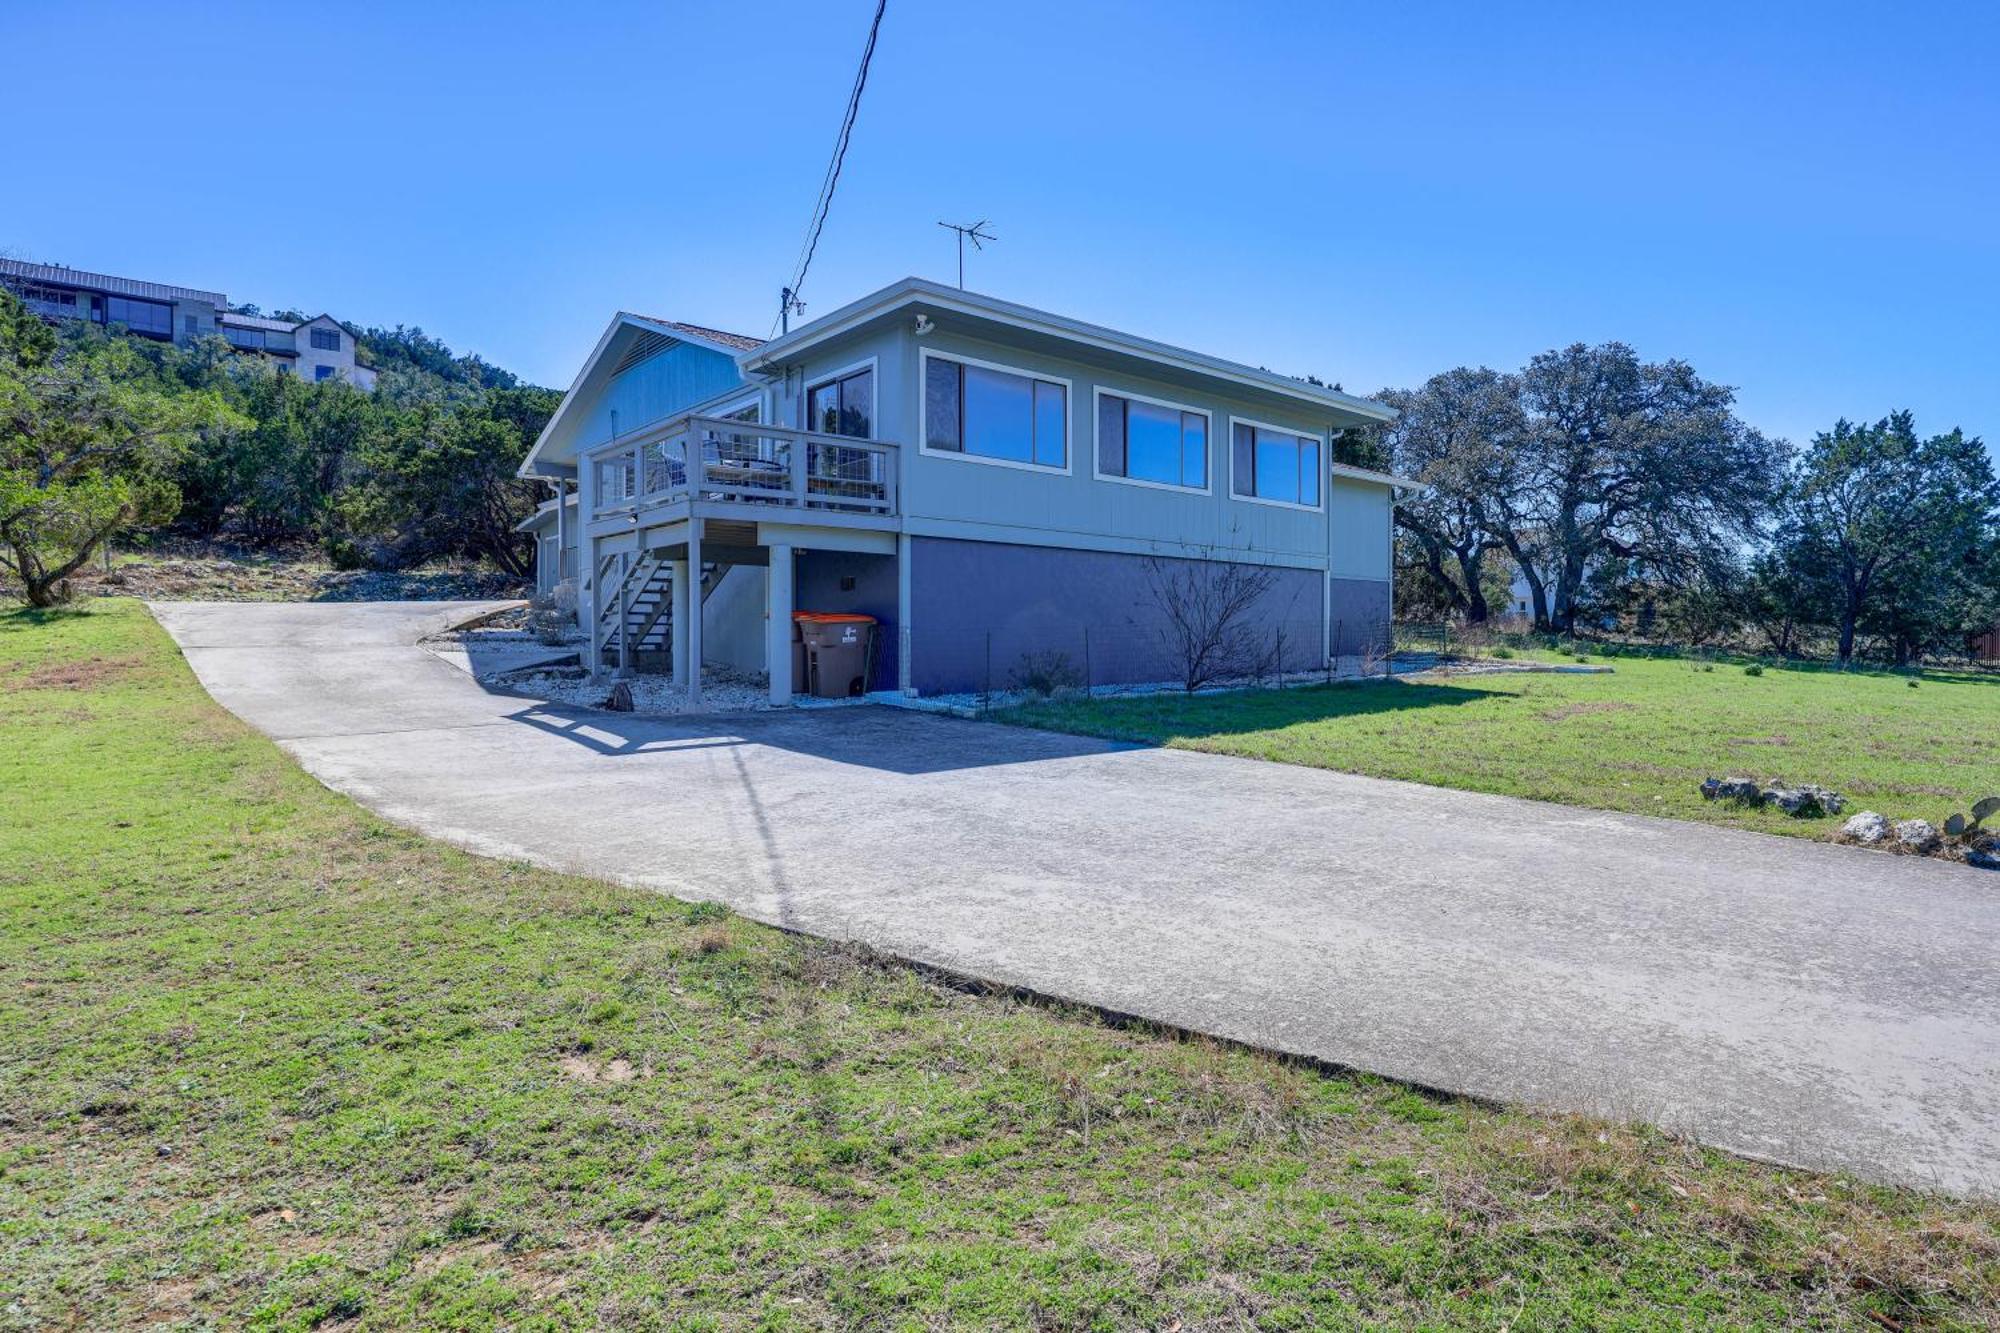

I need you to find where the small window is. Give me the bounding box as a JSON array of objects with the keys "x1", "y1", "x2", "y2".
[
  {"x1": 1231, "y1": 421, "x2": 1322, "y2": 507},
  {"x1": 805, "y1": 365, "x2": 872, "y2": 438},
  {"x1": 923, "y1": 354, "x2": 1067, "y2": 469},
  {"x1": 1098, "y1": 392, "x2": 1207, "y2": 489},
  {"x1": 315, "y1": 365, "x2": 335, "y2": 382},
  {"x1": 182, "y1": 314, "x2": 198, "y2": 335},
  {"x1": 310, "y1": 326, "x2": 340, "y2": 351}
]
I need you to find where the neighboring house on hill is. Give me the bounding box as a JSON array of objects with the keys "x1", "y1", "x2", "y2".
[
  {"x1": 0, "y1": 257, "x2": 376, "y2": 390},
  {"x1": 517, "y1": 276, "x2": 1413, "y2": 702},
  {"x1": 216, "y1": 310, "x2": 377, "y2": 389}
]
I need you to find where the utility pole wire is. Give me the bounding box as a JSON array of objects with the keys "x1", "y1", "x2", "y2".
[{"x1": 776, "y1": 0, "x2": 887, "y2": 335}]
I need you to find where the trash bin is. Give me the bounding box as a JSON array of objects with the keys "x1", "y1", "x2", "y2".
[{"x1": 795, "y1": 612, "x2": 877, "y2": 698}]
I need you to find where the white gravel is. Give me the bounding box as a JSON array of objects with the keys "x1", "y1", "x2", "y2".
[{"x1": 487, "y1": 664, "x2": 779, "y2": 715}]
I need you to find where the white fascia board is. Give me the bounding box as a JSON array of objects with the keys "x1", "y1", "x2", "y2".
[
  {"x1": 1330, "y1": 461, "x2": 1424, "y2": 490},
  {"x1": 740, "y1": 277, "x2": 1399, "y2": 425}
]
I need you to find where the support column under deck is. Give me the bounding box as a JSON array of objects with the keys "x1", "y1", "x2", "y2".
[
  {"x1": 683, "y1": 522, "x2": 703, "y2": 707},
  {"x1": 614, "y1": 552, "x2": 633, "y2": 680},
  {"x1": 766, "y1": 543, "x2": 794, "y2": 705},
  {"x1": 585, "y1": 533, "x2": 605, "y2": 682},
  {"x1": 669, "y1": 558, "x2": 691, "y2": 690}
]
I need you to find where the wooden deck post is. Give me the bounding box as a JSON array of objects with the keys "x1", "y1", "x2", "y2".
[
  {"x1": 669, "y1": 557, "x2": 691, "y2": 690},
  {"x1": 766, "y1": 543, "x2": 794, "y2": 706},
  {"x1": 684, "y1": 521, "x2": 703, "y2": 708}
]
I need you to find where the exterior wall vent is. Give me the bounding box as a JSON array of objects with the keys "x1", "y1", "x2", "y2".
[{"x1": 612, "y1": 330, "x2": 672, "y2": 376}]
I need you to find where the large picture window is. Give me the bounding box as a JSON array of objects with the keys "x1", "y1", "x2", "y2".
[
  {"x1": 104, "y1": 296, "x2": 172, "y2": 337},
  {"x1": 805, "y1": 364, "x2": 873, "y2": 438},
  {"x1": 1097, "y1": 391, "x2": 1207, "y2": 490},
  {"x1": 1231, "y1": 421, "x2": 1322, "y2": 508},
  {"x1": 923, "y1": 353, "x2": 1067, "y2": 469}
]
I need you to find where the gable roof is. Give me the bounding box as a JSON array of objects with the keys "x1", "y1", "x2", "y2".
[
  {"x1": 634, "y1": 317, "x2": 764, "y2": 353},
  {"x1": 742, "y1": 276, "x2": 1396, "y2": 425},
  {"x1": 517, "y1": 311, "x2": 751, "y2": 478}
]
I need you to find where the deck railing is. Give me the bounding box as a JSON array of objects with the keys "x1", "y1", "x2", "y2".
[{"x1": 588, "y1": 416, "x2": 896, "y2": 520}]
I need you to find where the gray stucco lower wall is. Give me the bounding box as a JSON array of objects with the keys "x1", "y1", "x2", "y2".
[
  {"x1": 1328, "y1": 577, "x2": 1392, "y2": 656},
  {"x1": 909, "y1": 537, "x2": 1324, "y2": 694}
]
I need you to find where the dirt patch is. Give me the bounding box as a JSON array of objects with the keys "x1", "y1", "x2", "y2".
[
  {"x1": 1536, "y1": 700, "x2": 1636, "y2": 722},
  {"x1": 558, "y1": 1055, "x2": 644, "y2": 1084},
  {"x1": 20, "y1": 654, "x2": 148, "y2": 690}
]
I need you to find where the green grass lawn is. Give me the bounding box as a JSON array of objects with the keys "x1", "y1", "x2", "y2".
[
  {"x1": 1001, "y1": 654, "x2": 2000, "y2": 840},
  {"x1": 2, "y1": 603, "x2": 1996, "y2": 1330}
]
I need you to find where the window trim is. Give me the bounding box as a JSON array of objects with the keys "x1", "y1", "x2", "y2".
[
  {"x1": 1226, "y1": 415, "x2": 1327, "y2": 513},
  {"x1": 801, "y1": 355, "x2": 878, "y2": 438},
  {"x1": 1090, "y1": 385, "x2": 1213, "y2": 495},
  {"x1": 917, "y1": 347, "x2": 1074, "y2": 475}
]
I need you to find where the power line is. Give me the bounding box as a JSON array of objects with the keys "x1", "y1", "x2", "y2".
[{"x1": 777, "y1": 0, "x2": 887, "y2": 335}]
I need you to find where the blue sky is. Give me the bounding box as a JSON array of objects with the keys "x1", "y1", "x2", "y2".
[{"x1": 6, "y1": 1, "x2": 1996, "y2": 452}]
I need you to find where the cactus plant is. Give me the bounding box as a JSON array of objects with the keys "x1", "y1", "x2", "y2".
[{"x1": 1942, "y1": 796, "x2": 2000, "y2": 843}]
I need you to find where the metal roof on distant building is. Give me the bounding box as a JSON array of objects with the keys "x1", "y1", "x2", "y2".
[
  {"x1": 0, "y1": 258, "x2": 226, "y2": 307},
  {"x1": 218, "y1": 311, "x2": 301, "y2": 333},
  {"x1": 634, "y1": 317, "x2": 765, "y2": 352}
]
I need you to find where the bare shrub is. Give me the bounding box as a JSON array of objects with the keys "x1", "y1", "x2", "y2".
[
  {"x1": 1009, "y1": 648, "x2": 1082, "y2": 698},
  {"x1": 1144, "y1": 553, "x2": 1280, "y2": 692},
  {"x1": 527, "y1": 578, "x2": 578, "y2": 646}
]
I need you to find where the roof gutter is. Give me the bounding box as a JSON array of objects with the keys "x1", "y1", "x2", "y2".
[{"x1": 741, "y1": 277, "x2": 1400, "y2": 425}]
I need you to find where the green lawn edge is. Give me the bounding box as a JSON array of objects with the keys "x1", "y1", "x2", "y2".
[{"x1": 995, "y1": 655, "x2": 1999, "y2": 844}]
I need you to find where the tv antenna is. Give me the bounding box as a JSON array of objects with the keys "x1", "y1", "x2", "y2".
[{"x1": 937, "y1": 219, "x2": 995, "y2": 288}]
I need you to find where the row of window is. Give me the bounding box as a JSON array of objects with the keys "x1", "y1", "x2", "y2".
[{"x1": 804, "y1": 352, "x2": 1327, "y2": 509}]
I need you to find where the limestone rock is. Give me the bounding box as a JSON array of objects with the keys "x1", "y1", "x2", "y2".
[
  {"x1": 1841, "y1": 811, "x2": 1891, "y2": 845},
  {"x1": 1893, "y1": 819, "x2": 1941, "y2": 853}
]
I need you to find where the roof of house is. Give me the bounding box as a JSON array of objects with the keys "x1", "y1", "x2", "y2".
[
  {"x1": 634, "y1": 318, "x2": 764, "y2": 353},
  {"x1": 218, "y1": 312, "x2": 301, "y2": 333},
  {"x1": 742, "y1": 276, "x2": 1397, "y2": 425},
  {"x1": 0, "y1": 257, "x2": 226, "y2": 308}
]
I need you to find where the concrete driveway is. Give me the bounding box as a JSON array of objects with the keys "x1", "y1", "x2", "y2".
[{"x1": 151, "y1": 600, "x2": 2000, "y2": 1197}]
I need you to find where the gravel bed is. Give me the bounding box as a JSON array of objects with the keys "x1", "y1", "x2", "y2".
[{"x1": 487, "y1": 664, "x2": 778, "y2": 715}]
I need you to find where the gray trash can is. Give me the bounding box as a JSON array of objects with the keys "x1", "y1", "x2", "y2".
[{"x1": 796, "y1": 614, "x2": 877, "y2": 698}]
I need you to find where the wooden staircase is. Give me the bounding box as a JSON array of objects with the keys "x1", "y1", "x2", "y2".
[{"x1": 591, "y1": 551, "x2": 724, "y2": 672}]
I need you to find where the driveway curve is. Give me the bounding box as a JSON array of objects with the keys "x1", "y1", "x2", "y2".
[{"x1": 150, "y1": 600, "x2": 2000, "y2": 1196}]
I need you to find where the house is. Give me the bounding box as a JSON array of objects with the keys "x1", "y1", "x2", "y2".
[
  {"x1": 216, "y1": 311, "x2": 377, "y2": 389},
  {"x1": 0, "y1": 258, "x2": 377, "y2": 390},
  {"x1": 517, "y1": 277, "x2": 1412, "y2": 703}
]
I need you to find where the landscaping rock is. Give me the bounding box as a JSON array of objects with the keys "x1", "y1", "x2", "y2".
[
  {"x1": 1701, "y1": 776, "x2": 1845, "y2": 817},
  {"x1": 1893, "y1": 819, "x2": 1941, "y2": 853},
  {"x1": 1841, "y1": 811, "x2": 1891, "y2": 845},
  {"x1": 603, "y1": 681, "x2": 635, "y2": 712},
  {"x1": 1767, "y1": 784, "x2": 1845, "y2": 818},
  {"x1": 1700, "y1": 776, "x2": 1763, "y2": 803}
]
